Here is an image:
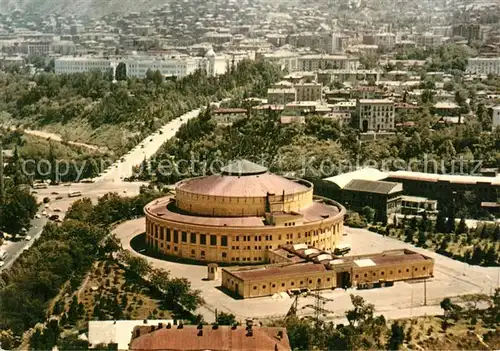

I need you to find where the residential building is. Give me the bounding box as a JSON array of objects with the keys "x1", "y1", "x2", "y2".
[
  {"x1": 256, "y1": 50, "x2": 299, "y2": 72},
  {"x1": 467, "y1": 57, "x2": 500, "y2": 75},
  {"x1": 129, "y1": 323, "x2": 291, "y2": 351},
  {"x1": 222, "y1": 245, "x2": 434, "y2": 298},
  {"x1": 492, "y1": 106, "x2": 500, "y2": 129},
  {"x1": 298, "y1": 54, "x2": 359, "y2": 71},
  {"x1": 267, "y1": 88, "x2": 297, "y2": 105},
  {"x1": 410, "y1": 33, "x2": 443, "y2": 48},
  {"x1": 212, "y1": 108, "x2": 248, "y2": 126},
  {"x1": 432, "y1": 101, "x2": 460, "y2": 116},
  {"x1": 452, "y1": 24, "x2": 482, "y2": 41},
  {"x1": 356, "y1": 99, "x2": 395, "y2": 132},
  {"x1": 294, "y1": 82, "x2": 322, "y2": 101},
  {"x1": 363, "y1": 33, "x2": 396, "y2": 50}
]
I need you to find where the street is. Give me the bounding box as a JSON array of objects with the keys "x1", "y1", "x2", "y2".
[{"x1": 0, "y1": 106, "x2": 208, "y2": 272}]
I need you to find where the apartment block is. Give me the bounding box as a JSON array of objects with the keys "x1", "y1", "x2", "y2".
[
  {"x1": 356, "y1": 99, "x2": 395, "y2": 132},
  {"x1": 294, "y1": 82, "x2": 322, "y2": 101},
  {"x1": 467, "y1": 57, "x2": 500, "y2": 75},
  {"x1": 267, "y1": 88, "x2": 297, "y2": 104}
]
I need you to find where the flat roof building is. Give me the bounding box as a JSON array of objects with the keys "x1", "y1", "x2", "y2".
[{"x1": 222, "y1": 246, "x2": 434, "y2": 298}]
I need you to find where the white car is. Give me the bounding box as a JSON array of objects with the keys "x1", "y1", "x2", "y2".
[
  {"x1": 0, "y1": 261, "x2": 4, "y2": 267},
  {"x1": 35, "y1": 214, "x2": 41, "y2": 219},
  {"x1": 24, "y1": 236, "x2": 32, "y2": 241},
  {"x1": 41, "y1": 210, "x2": 47, "y2": 216}
]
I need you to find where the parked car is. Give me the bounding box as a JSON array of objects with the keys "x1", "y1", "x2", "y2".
[
  {"x1": 24, "y1": 235, "x2": 32, "y2": 241},
  {"x1": 56, "y1": 196, "x2": 63, "y2": 200},
  {"x1": 48, "y1": 215, "x2": 59, "y2": 221},
  {"x1": 43, "y1": 197, "x2": 50, "y2": 203},
  {"x1": 51, "y1": 192, "x2": 59, "y2": 195},
  {"x1": 54, "y1": 208, "x2": 62, "y2": 212},
  {"x1": 35, "y1": 214, "x2": 41, "y2": 219}
]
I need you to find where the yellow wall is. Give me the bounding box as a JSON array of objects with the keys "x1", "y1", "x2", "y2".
[
  {"x1": 222, "y1": 268, "x2": 337, "y2": 298},
  {"x1": 221, "y1": 257, "x2": 434, "y2": 299},
  {"x1": 351, "y1": 260, "x2": 433, "y2": 286},
  {"x1": 175, "y1": 187, "x2": 313, "y2": 217},
  {"x1": 144, "y1": 213, "x2": 344, "y2": 264}
]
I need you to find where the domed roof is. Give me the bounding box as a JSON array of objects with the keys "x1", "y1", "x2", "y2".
[
  {"x1": 177, "y1": 160, "x2": 311, "y2": 198},
  {"x1": 221, "y1": 159, "x2": 267, "y2": 176}
]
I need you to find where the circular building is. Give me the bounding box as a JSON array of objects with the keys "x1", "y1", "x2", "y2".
[{"x1": 144, "y1": 160, "x2": 345, "y2": 263}]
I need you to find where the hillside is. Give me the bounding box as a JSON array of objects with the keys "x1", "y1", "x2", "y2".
[{"x1": 0, "y1": 0, "x2": 167, "y2": 17}]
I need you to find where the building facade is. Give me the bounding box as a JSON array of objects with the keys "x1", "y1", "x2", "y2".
[
  {"x1": 294, "y1": 82, "x2": 322, "y2": 101},
  {"x1": 492, "y1": 106, "x2": 500, "y2": 129},
  {"x1": 298, "y1": 54, "x2": 359, "y2": 71},
  {"x1": 54, "y1": 56, "x2": 117, "y2": 75},
  {"x1": 467, "y1": 57, "x2": 500, "y2": 75},
  {"x1": 222, "y1": 245, "x2": 434, "y2": 299},
  {"x1": 356, "y1": 99, "x2": 395, "y2": 132},
  {"x1": 144, "y1": 160, "x2": 346, "y2": 264}
]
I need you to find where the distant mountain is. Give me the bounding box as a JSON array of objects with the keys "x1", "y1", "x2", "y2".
[{"x1": 0, "y1": 0, "x2": 168, "y2": 17}]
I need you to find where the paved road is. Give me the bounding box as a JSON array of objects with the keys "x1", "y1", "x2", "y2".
[
  {"x1": 113, "y1": 219, "x2": 500, "y2": 325},
  {"x1": 1, "y1": 216, "x2": 48, "y2": 270},
  {"x1": 0, "y1": 106, "x2": 210, "y2": 272}
]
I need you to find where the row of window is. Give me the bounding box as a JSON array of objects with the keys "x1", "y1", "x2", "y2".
[
  {"x1": 354, "y1": 266, "x2": 427, "y2": 279},
  {"x1": 246, "y1": 277, "x2": 332, "y2": 291},
  {"x1": 147, "y1": 220, "x2": 341, "y2": 245}
]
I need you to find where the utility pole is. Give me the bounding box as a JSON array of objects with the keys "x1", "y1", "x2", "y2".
[{"x1": 424, "y1": 278, "x2": 427, "y2": 306}]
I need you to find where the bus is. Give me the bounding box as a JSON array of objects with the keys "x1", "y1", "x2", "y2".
[
  {"x1": 334, "y1": 244, "x2": 351, "y2": 256},
  {"x1": 68, "y1": 191, "x2": 82, "y2": 198},
  {"x1": 33, "y1": 182, "x2": 48, "y2": 189}
]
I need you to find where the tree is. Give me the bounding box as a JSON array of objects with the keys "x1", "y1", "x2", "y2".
[
  {"x1": 360, "y1": 206, "x2": 376, "y2": 224},
  {"x1": 216, "y1": 311, "x2": 237, "y2": 325},
  {"x1": 126, "y1": 256, "x2": 151, "y2": 279},
  {"x1": 58, "y1": 335, "x2": 89, "y2": 350},
  {"x1": 150, "y1": 268, "x2": 170, "y2": 292},
  {"x1": 346, "y1": 295, "x2": 375, "y2": 327},
  {"x1": 387, "y1": 322, "x2": 405, "y2": 350},
  {"x1": 436, "y1": 212, "x2": 446, "y2": 233},
  {"x1": 115, "y1": 62, "x2": 127, "y2": 81},
  {"x1": 457, "y1": 217, "x2": 468, "y2": 234}
]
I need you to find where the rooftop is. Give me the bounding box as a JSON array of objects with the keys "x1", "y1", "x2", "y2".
[
  {"x1": 88, "y1": 319, "x2": 174, "y2": 350},
  {"x1": 323, "y1": 168, "x2": 388, "y2": 189},
  {"x1": 343, "y1": 179, "x2": 403, "y2": 195},
  {"x1": 387, "y1": 171, "x2": 500, "y2": 186},
  {"x1": 146, "y1": 198, "x2": 341, "y2": 228},
  {"x1": 129, "y1": 325, "x2": 291, "y2": 351},
  {"x1": 220, "y1": 159, "x2": 268, "y2": 176}
]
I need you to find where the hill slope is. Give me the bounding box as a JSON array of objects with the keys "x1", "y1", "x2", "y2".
[{"x1": 0, "y1": 0, "x2": 167, "y2": 17}]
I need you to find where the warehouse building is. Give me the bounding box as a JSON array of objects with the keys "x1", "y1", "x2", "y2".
[{"x1": 221, "y1": 244, "x2": 434, "y2": 299}]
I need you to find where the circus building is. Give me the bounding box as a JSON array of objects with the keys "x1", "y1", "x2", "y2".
[{"x1": 144, "y1": 160, "x2": 346, "y2": 263}]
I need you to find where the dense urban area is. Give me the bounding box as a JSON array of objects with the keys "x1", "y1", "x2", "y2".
[{"x1": 0, "y1": 0, "x2": 499, "y2": 350}]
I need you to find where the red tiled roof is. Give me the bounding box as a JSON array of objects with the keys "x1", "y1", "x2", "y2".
[{"x1": 129, "y1": 325, "x2": 291, "y2": 351}]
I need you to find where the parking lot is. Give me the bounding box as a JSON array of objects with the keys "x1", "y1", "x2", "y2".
[{"x1": 113, "y1": 219, "x2": 500, "y2": 324}]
